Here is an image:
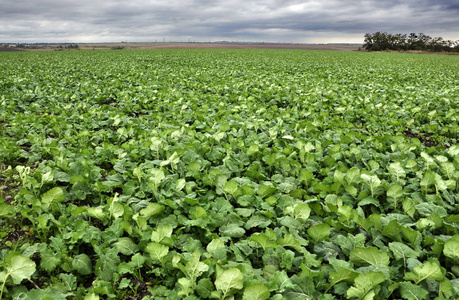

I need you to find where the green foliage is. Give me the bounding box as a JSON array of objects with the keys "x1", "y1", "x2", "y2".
[{"x1": 0, "y1": 49, "x2": 458, "y2": 299}]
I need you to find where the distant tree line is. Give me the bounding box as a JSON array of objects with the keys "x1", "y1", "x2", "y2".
[{"x1": 363, "y1": 32, "x2": 459, "y2": 52}]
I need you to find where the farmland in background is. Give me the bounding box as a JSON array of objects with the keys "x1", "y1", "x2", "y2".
[{"x1": 0, "y1": 49, "x2": 458, "y2": 299}]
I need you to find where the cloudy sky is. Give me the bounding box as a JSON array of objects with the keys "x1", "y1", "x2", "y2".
[{"x1": 1, "y1": 0, "x2": 458, "y2": 44}]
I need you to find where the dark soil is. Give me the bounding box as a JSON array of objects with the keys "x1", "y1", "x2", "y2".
[
  {"x1": 403, "y1": 129, "x2": 450, "y2": 148},
  {"x1": 0, "y1": 47, "x2": 22, "y2": 52}
]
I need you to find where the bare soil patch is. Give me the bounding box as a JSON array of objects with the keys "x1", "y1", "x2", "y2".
[{"x1": 0, "y1": 46, "x2": 23, "y2": 52}]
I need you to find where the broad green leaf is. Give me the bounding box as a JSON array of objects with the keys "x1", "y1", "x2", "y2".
[
  {"x1": 215, "y1": 268, "x2": 244, "y2": 298},
  {"x1": 84, "y1": 293, "x2": 100, "y2": 300},
  {"x1": 402, "y1": 198, "x2": 416, "y2": 218},
  {"x1": 6, "y1": 254, "x2": 36, "y2": 284},
  {"x1": 448, "y1": 145, "x2": 459, "y2": 157},
  {"x1": 360, "y1": 174, "x2": 381, "y2": 188},
  {"x1": 258, "y1": 184, "x2": 277, "y2": 199},
  {"x1": 178, "y1": 277, "x2": 193, "y2": 297},
  {"x1": 293, "y1": 203, "x2": 311, "y2": 222},
  {"x1": 247, "y1": 144, "x2": 259, "y2": 156},
  {"x1": 388, "y1": 162, "x2": 406, "y2": 181},
  {"x1": 404, "y1": 259, "x2": 444, "y2": 284},
  {"x1": 40, "y1": 248, "x2": 61, "y2": 272},
  {"x1": 439, "y1": 279, "x2": 453, "y2": 299},
  {"x1": 196, "y1": 278, "x2": 215, "y2": 298},
  {"x1": 140, "y1": 203, "x2": 165, "y2": 219},
  {"x1": 326, "y1": 267, "x2": 358, "y2": 293},
  {"x1": 346, "y1": 272, "x2": 385, "y2": 299},
  {"x1": 307, "y1": 223, "x2": 331, "y2": 242},
  {"x1": 110, "y1": 202, "x2": 124, "y2": 219},
  {"x1": 415, "y1": 202, "x2": 447, "y2": 218},
  {"x1": 251, "y1": 233, "x2": 277, "y2": 250},
  {"x1": 224, "y1": 180, "x2": 240, "y2": 198},
  {"x1": 387, "y1": 184, "x2": 403, "y2": 208},
  {"x1": 220, "y1": 223, "x2": 246, "y2": 238},
  {"x1": 444, "y1": 235, "x2": 459, "y2": 263},
  {"x1": 95, "y1": 249, "x2": 119, "y2": 281},
  {"x1": 399, "y1": 281, "x2": 428, "y2": 300},
  {"x1": 41, "y1": 187, "x2": 64, "y2": 208},
  {"x1": 176, "y1": 178, "x2": 186, "y2": 191},
  {"x1": 0, "y1": 203, "x2": 13, "y2": 217},
  {"x1": 185, "y1": 252, "x2": 209, "y2": 282},
  {"x1": 131, "y1": 253, "x2": 146, "y2": 268},
  {"x1": 242, "y1": 283, "x2": 270, "y2": 300},
  {"x1": 72, "y1": 254, "x2": 92, "y2": 275},
  {"x1": 389, "y1": 242, "x2": 419, "y2": 262},
  {"x1": 207, "y1": 238, "x2": 228, "y2": 260},
  {"x1": 278, "y1": 234, "x2": 302, "y2": 252},
  {"x1": 420, "y1": 170, "x2": 435, "y2": 192},
  {"x1": 114, "y1": 237, "x2": 139, "y2": 255},
  {"x1": 151, "y1": 225, "x2": 173, "y2": 245},
  {"x1": 345, "y1": 168, "x2": 361, "y2": 185},
  {"x1": 87, "y1": 206, "x2": 106, "y2": 221},
  {"x1": 146, "y1": 242, "x2": 169, "y2": 263},
  {"x1": 350, "y1": 247, "x2": 390, "y2": 266}
]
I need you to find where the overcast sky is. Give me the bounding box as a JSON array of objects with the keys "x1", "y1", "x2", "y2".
[{"x1": 1, "y1": 0, "x2": 458, "y2": 44}]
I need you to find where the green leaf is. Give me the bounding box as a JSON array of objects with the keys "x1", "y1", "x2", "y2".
[
  {"x1": 113, "y1": 237, "x2": 139, "y2": 255},
  {"x1": 178, "y1": 277, "x2": 193, "y2": 297},
  {"x1": 443, "y1": 235, "x2": 459, "y2": 263},
  {"x1": 258, "y1": 184, "x2": 277, "y2": 199},
  {"x1": 350, "y1": 247, "x2": 390, "y2": 266},
  {"x1": 215, "y1": 268, "x2": 244, "y2": 298},
  {"x1": 326, "y1": 267, "x2": 358, "y2": 293},
  {"x1": 185, "y1": 252, "x2": 209, "y2": 282},
  {"x1": 251, "y1": 233, "x2": 277, "y2": 250},
  {"x1": 439, "y1": 279, "x2": 453, "y2": 299},
  {"x1": 110, "y1": 202, "x2": 124, "y2": 219},
  {"x1": 293, "y1": 203, "x2": 311, "y2": 222},
  {"x1": 278, "y1": 234, "x2": 303, "y2": 252},
  {"x1": 404, "y1": 259, "x2": 444, "y2": 284},
  {"x1": 345, "y1": 168, "x2": 361, "y2": 186},
  {"x1": 388, "y1": 162, "x2": 406, "y2": 181},
  {"x1": 307, "y1": 223, "x2": 331, "y2": 242},
  {"x1": 420, "y1": 170, "x2": 435, "y2": 192},
  {"x1": 151, "y1": 225, "x2": 173, "y2": 245},
  {"x1": 84, "y1": 293, "x2": 100, "y2": 300},
  {"x1": 220, "y1": 224, "x2": 246, "y2": 238},
  {"x1": 389, "y1": 242, "x2": 419, "y2": 262},
  {"x1": 41, "y1": 187, "x2": 64, "y2": 209},
  {"x1": 387, "y1": 184, "x2": 403, "y2": 208},
  {"x1": 5, "y1": 254, "x2": 36, "y2": 284},
  {"x1": 87, "y1": 206, "x2": 106, "y2": 221},
  {"x1": 140, "y1": 203, "x2": 165, "y2": 219},
  {"x1": 95, "y1": 249, "x2": 119, "y2": 281},
  {"x1": 131, "y1": 253, "x2": 145, "y2": 268},
  {"x1": 448, "y1": 145, "x2": 459, "y2": 157},
  {"x1": 0, "y1": 203, "x2": 13, "y2": 218},
  {"x1": 149, "y1": 168, "x2": 165, "y2": 186},
  {"x1": 176, "y1": 178, "x2": 186, "y2": 191},
  {"x1": 196, "y1": 278, "x2": 215, "y2": 298},
  {"x1": 224, "y1": 180, "x2": 241, "y2": 198},
  {"x1": 207, "y1": 238, "x2": 228, "y2": 261},
  {"x1": 399, "y1": 281, "x2": 428, "y2": 300},
  {"x1": 242, "y1": 283, "x2": 270, "y2": 300},
  {"x1": 72, "y1": 254, "x2": 92, "y2": 275},
  {"x1": 40, "y1": 248, "x2": 61, "y2": 272},
  {"x1": 346, "y1": 272, "x2": 385, "y2": 299},
  {"x1": 146, "y1": 242, "x2": 169, "y2": 263}
]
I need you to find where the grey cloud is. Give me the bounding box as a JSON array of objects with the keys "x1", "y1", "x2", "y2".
[{"x1": 0, "y1": 0, "x2": 457, "y2": 43}]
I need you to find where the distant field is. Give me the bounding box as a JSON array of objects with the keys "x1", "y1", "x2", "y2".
[
  {"x1": 1, "y1": 42, "x2": 360, "y2": 52},
  {"x1": 0, "y1": 49, "x2": 458, "y2": 299}
]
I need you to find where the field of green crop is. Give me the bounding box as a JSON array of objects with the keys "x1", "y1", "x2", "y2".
[{"x1": 0, "y1": 49, "x2": 458, "y2": 299}]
